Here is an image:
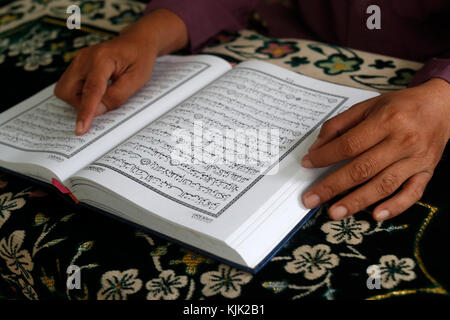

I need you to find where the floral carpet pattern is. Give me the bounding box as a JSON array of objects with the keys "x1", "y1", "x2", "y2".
[{"x1": 0, "y1": 0, "x2": 449, "y2": 300}]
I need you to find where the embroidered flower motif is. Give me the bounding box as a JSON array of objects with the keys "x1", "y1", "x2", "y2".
[
  {"x1": 150, "y1": 245, "x2": 168, "y2": 257},
  {"x1": 97, "y1": 269, "x2": 142, "y2": 300},
  {"x1": 285, "y1": 244, "x2": 339, "y2": 280},
  {"x1": 285, "y1": 56, "x2": 310, "y2": 67},
  {"x1": 8, "y1": 38, "x2": 43, "y2": 56},
  {"x1": 33, "y1": 213, "x2": 49, "y2": 227},
  {"x1": 256, "y1": 40, "x2": 299, "y2": 59},
  {"x1": 40, "y1": 268, "x2": 56, "y2": 293},
  {"x1": 315, "y1": 53, "x2": 363, "y2": 75},
  {"x1": 8, "y1": 28, "x2": 58, "y2": 57},
  {"x1": 109, "y1": 9, "x2": 140, "y2": 25},
  {"x1": 369, "y1": 59, "x2": 395, "y2": 69},
  {"x1": 146, "y1": 269, "x2": 188, "y2": 300},
  {"x1": 7, "y1": 26, "x2": 59, "y2": 71},
  {"x1": 63, "y1": 50, "x2": 79, "y2": 63},
  {"x1": 0, "y1": 231, "x2": 33, "y2": 281},
  {"x1": 0, "y1": 192, "x2": 26, "y2": 229},
  {"x1": 321, "y1": 216, "x2": 370, "y2": 245},
  {"x1": 79, "y1": 1, "x2": 104, "y2": 14},
  {"x1": 16, "y1": 51, "x2": 53, "y2": 71},
  {"x1": 78, "y1": 241, "x2": 94, "y2": 252},
  {"x1": 33, "y1": 29, "x2": 58, "y2": 43},
  {"x1": 369, "y1": 255, "x2": 416, "y2": 289},
  {"x1": 0, "y1": 13, "x2": 23, "y2": 26},
  {"x1": 170, "y1": 250, "x2": 214, "y2": 275},
  {"x1": 200, "y1": 264, "x2": 252, "y2": 298},
  {"x1": 262, "y1": 280, "x2": 288, "y2": 294},
  {"x1": 73, "y1": 33, "x2": 110, "y2": 48},
  {"x1": 18, "y1": 277, "x2": 38, "y2": 300},
  {"x1": 388, "y1": 68, "x2": 416, "y2": 86}
]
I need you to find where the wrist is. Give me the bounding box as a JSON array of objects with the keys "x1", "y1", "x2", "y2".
[
  {"x1": 422, "y1": 77, "x2": 450, "y2": 89},
  {"x1": 422, "y1": 78, "x2": 450, "y2": 141},
  {"x1": 120, "y1": 8, "x2": 188, "y2": 56}
]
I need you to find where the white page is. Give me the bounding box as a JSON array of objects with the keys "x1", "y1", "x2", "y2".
[
  {"x1": 223, "y1": 61, "x2": 379, "y2": 248},
  {"x1": 0, "y1": 55, "x2": 231, "y2": 182},
  {"x1": 70, "y1": 60, "x2": 379, "y2": 244}
]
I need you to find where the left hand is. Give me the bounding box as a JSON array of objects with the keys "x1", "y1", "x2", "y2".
[{"x1": 301, "y1": 78, "x2": 450, "y2": 221}]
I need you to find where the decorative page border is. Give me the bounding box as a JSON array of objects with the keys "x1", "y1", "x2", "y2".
[
  {"x1": 0, "y1": 61, "x2": 210, "y2": 158},
  {"x1": 92, "y1": 67, "x2": 349, "y2": 218}
]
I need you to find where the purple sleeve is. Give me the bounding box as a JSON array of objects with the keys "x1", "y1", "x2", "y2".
[
  {"x1": 145, "y1": 0, "x2": 258, "y2": 52},
  {"x1": 409, "y1": 55, "x2": 450, "y2": 87}
]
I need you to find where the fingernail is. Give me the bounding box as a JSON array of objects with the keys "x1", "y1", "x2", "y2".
[
  {"x1": 330, "y1": 205, "x2": 348, "y2": 220},
  {"x1": 303, "y1": 193, "x2": 321, "y2": 208},
  {"x1": 95, "y1": 102, "x2": 108, "y2": 116},
  {"x1": 309, "y1": 137, "x2": 322, "y2": 151},
  {"x1": 375, "y1": 209, "x2": 390, "y2": 221},
  {"x1": 301, "y1": 155, "x2": 313, "y2": 168},
  {"x1": 75, "y1": 120, "x2": 84, "y2": 135}
]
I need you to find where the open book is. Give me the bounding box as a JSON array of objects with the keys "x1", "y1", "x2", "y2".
[{"x1": 0, "y1": 55, "x2": 378, "y2": 272}]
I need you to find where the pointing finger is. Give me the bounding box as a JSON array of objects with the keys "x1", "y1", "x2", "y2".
[{"x1": 75, "y1": 62, "x2": 114, "y2": 135}]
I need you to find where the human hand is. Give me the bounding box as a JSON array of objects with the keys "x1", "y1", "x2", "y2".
[
  {"x1": 54, "y1": 9, "x2": 188, "y2": 135},
  {"x1": 301, "y1": 78, "x2": 450, "y2": 221}
]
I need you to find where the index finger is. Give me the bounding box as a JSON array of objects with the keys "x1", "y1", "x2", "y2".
[
  {"x1": 54, "y1": 61, "x2": 85, "y2": 109},
  {"x1": 303, "y1": 115, "x2": 388, "y2": 168},
  {"x1": 308, "y1": 98, "x2": 375, "y2": 151},
  {"x1": 75, "y1": 62, "x2": 114, "y2": 135}
]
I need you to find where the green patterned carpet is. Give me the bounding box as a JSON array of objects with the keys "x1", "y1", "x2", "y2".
[{"x1": 0, "y1": 0, "x2": 449, "y2": 300}]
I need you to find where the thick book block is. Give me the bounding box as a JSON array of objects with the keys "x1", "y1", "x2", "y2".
[{"x1": 0, "y1": 55, "x2": 378, "y2": 271}]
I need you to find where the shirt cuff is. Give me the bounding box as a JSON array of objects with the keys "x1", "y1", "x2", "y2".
[
  {"x1": 409, "y1": 57, "x2": 450, "y2": 87},
  {"x1": 145, "y1": 0, "x2": 249, "y2": 52}
]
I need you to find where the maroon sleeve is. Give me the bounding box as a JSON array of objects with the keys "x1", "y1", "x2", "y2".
[
  {"x1": 409, "y1": 55, "x2": 450, "y2": 87},
  {"x1": 145, "y1": 0, "x2": 258, "y2": 52}
]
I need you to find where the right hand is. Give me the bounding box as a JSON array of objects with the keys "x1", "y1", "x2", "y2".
[
  {"x1": 55, "y1": 34, "x2": 158, "y2": 136},
  {"x1": 54, "y1": 9, "x2": 188, "y2": 135}
]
